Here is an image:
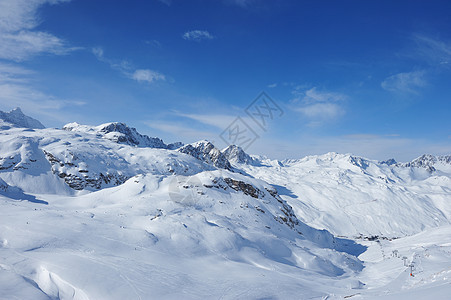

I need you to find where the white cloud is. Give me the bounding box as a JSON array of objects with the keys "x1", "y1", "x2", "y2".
[
  {"x1": 267, "y1": 83, "x2": 277, "y2": 88},
  {"x1": 381, "y1": 70, "x2": 426, "y2": 94},
  {"x1": 291, "y1": 87, "x2": 346, "y2": 125},
  {"x1": 131, "y1": 69, "x2": 165, "y2": 84},
  {"x1": 0, "y1": 0, "x2": 76, "y2": 61},
  {"x1": 301, "y1": 87, "x2": 346, "y2": 103},
  {"x1": 92, "y1": 47, "x2": 165, "y2": 85},
  {"x1": 183, "y1": 30, "x2": 214, "y2": 41},
  {"x1": 92, "y1": 47, "x2": 104, "y2": 59},
  {"x1": 296, "y1": 103, "x2": 344, "y2": 119},
  {"x1": 0, "y1": 62, "x2": 34, "y2": 83}
]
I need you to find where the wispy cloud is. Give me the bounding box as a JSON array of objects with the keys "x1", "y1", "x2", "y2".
[
  {"x1": 0, "y1": 62, "x2": 86, "y2": 123},
  {"x1": 267, "y1": 83, "x2": 277, "y2": 88},
  {"x1": 413, "y1": 34, "x2": 451, "y2": 65},
  {"x1": 175, "y1": 113, "x2": 236, "y2": 129},
  {"x1": 145, "y1": 121, "x2": 213, "y2": 140},
  {"x1": 145, "y1": 39, "x2": 162, "y2": 48},
  {"x1": 92, "y1": 47, "x2": 165, "y2": 84},
  {"x1": 175, "y1": 111, "x2": 260, "y2": 131},
  {"x1": 0, "y1": 62, "x2": 34, "y2": 83},
  {"x1": 291, "y1": 87, "x2": 346, "y2": 125},
  {"x1": 145, "y1": 112, "x2": 258, "y2": 146},
  {"x1": 297, "y1": 103, "x2": 345, "y2": 120},
  {"x1": 0, "y1": 0, "x2": 78, "y2": 61},
  {"x1": 381, "y1": 70, "x2": 426, "y2": 94},
  {"x1": 183, "y1": 30, "x2": 214, "y2": 42},
  {"x1": 131, "y1": 69, "x2": 165, "y2": 84}
]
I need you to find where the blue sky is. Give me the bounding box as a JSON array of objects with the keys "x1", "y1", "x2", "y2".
[{"x1": 0, "y1": 0, "x2": 450, "y2": 161}]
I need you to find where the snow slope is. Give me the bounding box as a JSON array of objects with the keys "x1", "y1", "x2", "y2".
[
  {"x1": 0, "y1": 110, "x2": 450, "y2": 299},
  {"x1": 238, "y1": 152, "x2": 451, "y2": 239},
  {"x1": 355, "y1": 225, "x2": 451, "y2": 299},
  {"x1": 0, "y1": 171, "x2": 365, "y2": 299}
]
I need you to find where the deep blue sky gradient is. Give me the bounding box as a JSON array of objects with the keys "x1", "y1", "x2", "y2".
[{"x1": 1, "y1": 0, "x2": 450, "y2": 160}]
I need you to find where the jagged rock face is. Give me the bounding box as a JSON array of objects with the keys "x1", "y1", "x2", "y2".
[
  {"x1": 349, "y1": 156, "x2": 370, "y2": 169},
  {"x1": 222, "y1": 145, "x2": 256, "y2": 165},
  {"x1": 380, "y1": 158, "x2": 397, "y2": 166},
  {"x1": 178, "y1": 141, "x2": 231, "y2": 170},
  {"x1": 0, "y1": 108, "x2": 45, "y2": 129},
  {"x1": 399, "y1": 154, "x2": 451, "y2": 172},
  {"x1": 100, "y1": 122, "x2": 168, "y2": 148}
]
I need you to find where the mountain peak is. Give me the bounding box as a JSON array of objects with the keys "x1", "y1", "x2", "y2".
[
  {"x1": 178, "y1": 140, "x2": 232, "y2": 170},
  {"x1": 63, "y1": 121, "x2": 180, "y2": 149},
  {"x1": 0, "y1": 107, "x2": 45, "y2": 129},
  {"x1": 222, "y1": 145, "x2": 256, "y2": 165},
  {"x1": 10, "y1": 107, "x2": 23, "y2": 114}
]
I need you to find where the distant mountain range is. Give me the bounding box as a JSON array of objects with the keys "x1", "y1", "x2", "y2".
[{"x1": 0, "y1": 107, "x2": 450, "y2": 299}]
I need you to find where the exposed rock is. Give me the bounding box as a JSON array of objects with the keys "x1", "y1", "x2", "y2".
[
  {"x1": 379, "y1": 158, "x2": 397, "y2": 166},
  {"x1": 397, "y1": 154, "x2": 451, "y2": 172},
  {"x1": 43, "y1": 150, "x2": 129, "y2": 190},
  {"x1": 178, "y1": 140, "x2": 231, "y2": 170}
]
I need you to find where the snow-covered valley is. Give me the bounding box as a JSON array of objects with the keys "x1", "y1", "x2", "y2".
[{"x1": 0, "y1": 108, "x2": 450, "y2": 299}]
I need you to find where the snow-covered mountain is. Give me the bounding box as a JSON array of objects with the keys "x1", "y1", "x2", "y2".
[
  {"x1": 63, "y1": 121, "x2": 183, "y2": 149},
  {"x1": 222, "y1": 144, "x2": 258, "y2": 165},
  {"x1": 0, "y1": 109, "x2": 450, "y2": 299},
  {"x1": 0, "y1": 107, "x2": 45, "y2": 129},
  {"x1": 237, "y1": 152, "x2": 451, "y2": 238}
]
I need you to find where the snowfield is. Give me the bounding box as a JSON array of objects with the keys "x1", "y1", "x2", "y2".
[
  {"x1": 0, "y1": 108, "x2": 450, "y2": 299},
  {"x1": 239, "y1": 153, "x2": 451, "y2": 238}
]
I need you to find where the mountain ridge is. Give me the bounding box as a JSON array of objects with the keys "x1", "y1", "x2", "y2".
[{"x1": 0, "y1": 107, "x2": 45, "y2": 129}]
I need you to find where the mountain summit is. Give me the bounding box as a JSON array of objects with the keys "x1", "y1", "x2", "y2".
[
  {"x1": 0, "y1": 107, "x2": 45, "y2": 129},
  {"x1": 63, "y1": 121, "x2": 183, "y2": 149}
]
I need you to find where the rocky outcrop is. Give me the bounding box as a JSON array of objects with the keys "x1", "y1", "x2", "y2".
[
  {"x1": 203, "y1": 176, "x2": 300, "y2": 231},
  {"x1": 395, "y1": 154, "x2": 451, "y2": 172},
  {"x1": 178, "y1": 141, "x2": 231, "y2": 170},
  {"x1": 43, "y1": 150, "x2": 129, "y2": 190}
]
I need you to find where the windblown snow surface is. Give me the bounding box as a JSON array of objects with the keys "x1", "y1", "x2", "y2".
[{"x1": 0, "y1": 114, "x2": 450, "y2": 299}]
